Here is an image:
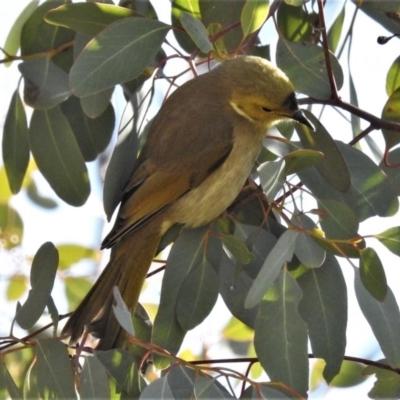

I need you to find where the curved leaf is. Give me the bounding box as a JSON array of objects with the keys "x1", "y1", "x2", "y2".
[
  {"x1": 257, "y1": 159, "x2": 285, "y2": 202},
  {"x1": 19, "y1": 58, "x2": 71, "y2": 109},
  {"x1": 386, "y1": 55, "x2": 400, "y2": 96},
  {"x1": 176, "y1": 259, "x2": 219, "y2": 331},
  {"x1": 80, "y1": 356, "x2": 110, "y2": 399},
  {"x1": 354, "y1": 269, "x2": 400, "y2": 368},
  {"x1": 241, "y1": 0, "x2": 269, "y2": 37},
  {"x1": 360, "y1": 247, "x2": 387, "y2": 302},
  {"x1": 277, "y1": 1, "x2": 312, "y2": 42},
  {"x1": 298, "y1": 253, "x2": 347, "y2": 383},
  {"x1": 29, "y1": 107, "x2": 90, "y2": 206},
  {"x1": 70, "y1": 18, "x2": 169, "y2": 96},
  {"x1": 45, "y1": 3, "x2": 137, "y2": 36},
  {"x1": 180, "y1": 12, "x2": 213, "y2": 53},
  {"x1": 376, "y1": 226, "x2": 400, "y2": 256},
  {"x1": 276, "y1": 39, "x2": 344, "y2": 100},
  {"x1": 245, "y1": 229, "x2": 298, "y2": 308},
  {"x1": 318, "y1": 198, "x2": 359, "y2": 240},
  {"x1": 2, "y1": 90, "x2": 29, "y2": 194},
  {"x1": 382, "y1": 86, "x2": 400, "y2": 149},
  {"x1": 254, "y1": 270, "x2": 309, "y2": 397},
  {"x1": 283, "y1": 149, "x2": 323, "y2": 176},
  {"x1": 36, "y1": 339, "x2": 76, "y2": 400},
  {"x1": 16, "y1": 242, "x2": 59, "y2": 329},
  {"x1": 299, "y1": 141, "x2": 399, "y2": 222},
  {"x1": 80, "y1": 88, "x2": 114, "y2": 118},
  {"x1": 295, "y1": 111, "x2": 351, "y2": 193},
  {"x1": 60, "y1": 96, "x2": 115, "y2": 161}
]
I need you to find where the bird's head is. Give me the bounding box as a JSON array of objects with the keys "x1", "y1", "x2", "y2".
[{"x1": 217, "y1": 56, "x2": 313, "y2": 131}]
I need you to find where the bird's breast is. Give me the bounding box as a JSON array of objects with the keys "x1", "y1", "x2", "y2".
[{"x1": 165, "y1": 125, "x2": 266, "y2": 228}]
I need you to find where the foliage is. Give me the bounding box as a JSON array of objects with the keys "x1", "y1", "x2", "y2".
[{"x1": 1, "y1": 0, "x2": 400, "y2": 398}]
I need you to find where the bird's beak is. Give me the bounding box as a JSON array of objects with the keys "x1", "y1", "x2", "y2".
[{"x1": 292, "y1": 110, "x2": 314, "y2": 131}]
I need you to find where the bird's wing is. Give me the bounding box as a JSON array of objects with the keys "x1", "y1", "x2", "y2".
[{"x1": 101, "y1": 126, "x2": 233, "y2": 249}]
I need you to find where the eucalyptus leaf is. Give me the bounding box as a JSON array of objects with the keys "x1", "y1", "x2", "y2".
[
  {"x1": 36, "y1": 339, "x2": 77, "y2": 400},
  {"x1": 29, "y1": 107, "x2": 90, "y2": 206},
  {"x1": 180, "y1": 12, "x2": 213, "y2": 53},
  {"x1": 45, "y1": 3, "x2": 137, "y2": 36},
  {"x1": 355, "y1": 269, "x2": 400, "y2": 367},
  {"x1": 241, "y1": 0, "x2": 269, "y2": 37},
  {"x1": 386, "y1": 55, "x2": 400, "y2": 95},
  {"x1": 245, "y1": 229, "x2": 298, "y2": 308},
  {"x1": 254, "y1": 270, "x2": 308, "y2": 397},
  {"x1": 298, "y1": 253, "x2": 347, "y2": 383},
  {"x1": 375, "y1": 226, "x2": 400, "y2": 256},
  {"x1": 2, "y1": 90, "x2": 29, "y2": 194},
  {"x1": 70, "y1": 18, "x2": 169, "y2": 96},
  {"x1": 276, "y1": 39, "x2": 344, "y2": 99},
  {"x1": 16, "y1": 242, "x2": 59, "y2": 329},
  {"x1": 80, "y1": 356, "x2": 110, "y2": 399}
]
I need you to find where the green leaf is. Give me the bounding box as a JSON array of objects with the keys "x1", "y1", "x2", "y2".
[
  {"x1": 318, "y1": 198, "x2": 359, "y2": 240},
  {"x1": 21, "y1": 1, "x2": 75, "y2": 56},
  {"x1": 57, "y1": 244, "x2": 98, "y2": 270},
  {"x1": 298, "y1": 141, "x2": 399, "y2": 222},
  {"x1": 329, "y1": 360, "x2": 367, "y2": 388},
  {"x1": 29, "y1": 107, "x2": 90, "y2": 206},
  {"x1": 354, "y1": 268, "x2": 400, "y2": 368},
  {"x1": 16, "y1": 242, "x2": 59, "y2": 329},
  {"x1": 221, "y1": 234, "x2": 253, "y2": 264},
  {"x1": 364, "y1": 361, "x2": 400, "y2": 399},
  {"x1": 291, "y1": 212, "x2": 326, "y2": 269},
  {"x1": 219, "y1": 226, "x2": 278, "y2": 328},
  {"x1": 241, "y1": 0, "x2": 269, "y2": 37},
  {"x1": 80, "y1": 88, "x2": 114, "y2": 118},
  {"x1": 80, "y1": 356, "x2": 110, "y2": 399},
  {"x1": 349, "y1": 70, "x2": 361, "y2": 136},
  {"x1": 382, "y1": 87, "x2": 400, "y2": 149},
  {"x1": 277, "y1": 1, "x2": 312, "y2": 42},
  {"x1": 254, "y1": 270, "x2": 309, "y2": 397},
  {"x1": 257, "y1": 159, "x2": 285, "y2": 201},
  {"x1": 2, "y1": 90, "x2": 29, "y2": 194},
  {"x1": 376, "y1": 226, "x2": 400, "y2": 256},
  {"x1": 194, "y1": 375, "x2": 234, "y2": 399},
  {"x1": 360, "y1": 247, "x2": 387, "y2": 302},
  {"x1": 0, "y1": 361, "x2": 23, "y2": 399},
  {"x1": 103, "y1": 123, "x2": 140, "y2": 221},
  {"x1": 171, "y1": 0, "x2": 201, "y2": 53},
  {"x1": 95, "y1": 349, "x2": 140, "y2": 397},
  {"x1": 295, "y1": 111, "x2": 351, "y2": 193},
  {"x1": 180, "y1": 12, "x2": 213, "y2": 53},
  {"x1": 140, "y1": 376, "x2": 173, "y2": 399},
  {"x1": 386, "y1": 55, "x2": 400, "y2": 95},
  {"x1": 167, "y1": 366, "x2": 195, "y2": 399},
  {"x1": 70, "y1": 18, "x2": 169, "y2": 96},
  {"x1": 276, "y1": 39, "x2": 344, "y2": 100},
  {"x1": 19, "y1": 58, "x2": 71, "y2": 109},
  {"x1": 298, "y1": 254, "x2": 347, "y2": 383},
  {"x1": 153, "y1": 227, "x2": 220, "y2": 368},
  {"x1": 327, "y1": 5, "x2": 345, "y2": 53},
  {"x1": 245, "y1": 229, "x2": 298, "y2": 308},
  {"x1": 36, "y1": 338, "x2": 77, "y2": 400},
  {"x1": 283, "y1": 149, "x2": 323, "y2": 176},
  {"x1": 379, "y1": 148, "x2": 400, "y2": 196},
  {"x1": 242, "y1": 384, "x2": 292, "y2": 399},
  {"x1": 200, "y1": 0, "x2": 245, "y2": 52},
  {"x1": 3, "y1": 0, "x2": 39, "y2": 64},
  {"x1": 60, "y1": 96, "x2": 115, "y2": 161},
  {"x1": 112, "y1": 287, "x2": 135, "y2": 337},
  {"x1": 45, "y1": 3, "x2": 137, "y2": 36},
  {"x1": 176, "y1": 258, "x2": 219, "y2": 331},
  {"x1": 0, "y1": 203, "x2": 24, "y2": 249}
]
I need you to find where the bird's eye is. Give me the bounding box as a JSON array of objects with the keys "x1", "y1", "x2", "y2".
[{"x1": 262, "y1": 106, "x2": 272, "y2": 112}]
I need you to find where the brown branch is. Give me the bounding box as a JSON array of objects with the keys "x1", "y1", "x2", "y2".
[
  {"x1": 0, "y1": 41, "x2": 74, "y2": 64},
  {"x1": 300, "y1": 97, "x2": 400, "y2": 133},
  {"x1": 317, "y1": 0, "x2": 339, "y2": 99}
]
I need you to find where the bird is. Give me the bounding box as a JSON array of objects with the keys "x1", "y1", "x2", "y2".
[{"x1": 62, "y1": 55, "x2": 313, "y2": 350}]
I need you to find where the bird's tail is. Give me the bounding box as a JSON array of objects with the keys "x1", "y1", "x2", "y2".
[{"x1": 62, "y1": 217, "x2": 162, "y2": 350}]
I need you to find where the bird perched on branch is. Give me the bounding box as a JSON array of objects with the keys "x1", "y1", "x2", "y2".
[{"x1": 62, "y1": 55, "x2": 312, "y2": 350}]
